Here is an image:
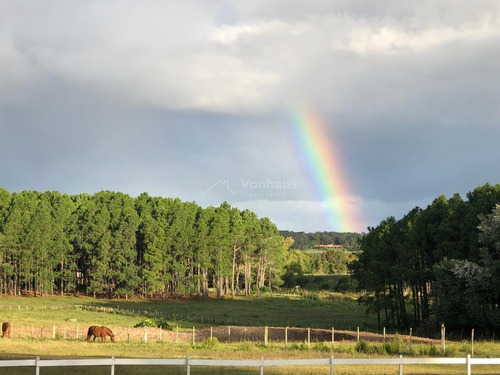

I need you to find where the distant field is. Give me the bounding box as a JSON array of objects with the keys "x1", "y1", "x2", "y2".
[{"x1": 302, "y1": 248, "x2": 326, "y2": 255}]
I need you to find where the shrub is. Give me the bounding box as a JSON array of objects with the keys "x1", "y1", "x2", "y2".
[
  {"x1": 302, "y1": 292, "x2": 319, "y2": 301},
  {"x1": 320, "y1": 282, "x2": 331, "y2": 290},
  {"x1": 200, "y1": 337, "x2": 220, "y2": 349},
  {"x1": 355, "y1": 340, "x2": 369, "y2": 353},
  {"x1": 429, "y1": 344, "x2": 440, "y2": 357},
  {"x1": 384, "y1": 335, "x2": 403, "y2": 354},
  {"x1": 289, "y1": 342, "x2": 309, "y2": 351},
  {"x1": 134, "y1": 319, "x2": 156, "y2": 328},
  {"x1": 313, "y1": 342, "x2": 331, "y2": 352},
  {"x1": 134, "y1": 318, "x2": 171, "y2": 329},
  {"x1": 155, "y1": 318, "x2": 171, "y2": 330},
  {"x1": 335, "y1": 277, "x2": 358, "y2": 293},
  {"x1": 240, "y1": 341, "x2": 256, "y2": 352}
]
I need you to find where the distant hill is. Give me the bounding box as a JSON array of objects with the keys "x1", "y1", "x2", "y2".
[{"x1": 280, "y1": 230, "x2": 362, "y2": 251}]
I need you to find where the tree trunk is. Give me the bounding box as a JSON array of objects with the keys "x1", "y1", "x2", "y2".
[{"x1": 231, "y1": 244, "x2": 237, "y2": 299}]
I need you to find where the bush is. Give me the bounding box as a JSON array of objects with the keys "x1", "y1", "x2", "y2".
[
  {"x1": 134, "y1": 319, "x2": 156, "y2": 328},
  {"x1": 384, "y1": 335, "x2": 403, "y2": 354},
  {"x1": 289, "y1": 342, "x2": 309, "y2": 351},
  {"x1": 313, "y1": 342, "x2": 331, "y2": 352},
  {"x1": 335, "y1": 277, "x2": 358, "y2": 293},
  {"x1": 355, "y1": 340, "x2": 370, "y2": 353},
  {"x1": 200, "y1": 337, "x2": 220, "y2": 349},
  {"x1": 320, "y1": 282, "x2": 331, "y2": 290},
  {"x1": 155, "y1": 318, "x2": 171, "y2": 330},
  {"x1": 240, "y1": 341, "x2": 256, "y2": 352},
  {"x1": 134, "y1": 318, "x2": 171, "y2": 330},
  {"x1": 302, "y1": 292, "x2": 319, "y2": 301},
  {"x1": 429, "y1": 344, "x2": 440, "y2": 357}
]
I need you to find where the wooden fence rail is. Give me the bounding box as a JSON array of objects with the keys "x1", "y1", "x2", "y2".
[{"x1": 0, "y1": 354, "x2": 496, "y2": 375}]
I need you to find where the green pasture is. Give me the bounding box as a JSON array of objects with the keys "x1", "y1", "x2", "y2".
[
  {"x1": 0, "y1": 292, "x2": 376, "y2": 331},
  {"x1": 302, "y1": 248, "x2": 325, "y2": 255},
  {"x1": 1, "y1": 295, "x2": 500, "y2": 374}
]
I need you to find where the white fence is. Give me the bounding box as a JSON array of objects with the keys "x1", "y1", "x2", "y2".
[{"x1": 0, "y1": 354, "x2": 498, "y2": 374}]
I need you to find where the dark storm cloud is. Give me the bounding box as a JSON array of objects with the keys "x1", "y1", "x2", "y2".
[{"x1": 1, "y1": 0, "x2": 499, "y2": 231}]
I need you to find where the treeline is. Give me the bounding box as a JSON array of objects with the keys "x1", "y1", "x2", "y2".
[
  {"x1": 285, "y1": 248, "x2": 358, "y2": 277},
  {"x1": 0, "y1": 189, "x2": 291, "y2": 299},
  {"x1": 279, "y1": 230, "x2": 362, "y2": 251},
  {"x1": 351, "y1": 183, "x2": 500, "y2": 331}
]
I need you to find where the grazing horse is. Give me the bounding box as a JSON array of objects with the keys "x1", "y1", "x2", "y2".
[
  {"x1": 86, "y1": 326, "x2": 98, "y2": 341},
  {"x1": 2, "y1": 322, "x2": 11, "y2": 338},
  {"x1": 87, "y1": 326, "x2": 115, "y2": 342}
]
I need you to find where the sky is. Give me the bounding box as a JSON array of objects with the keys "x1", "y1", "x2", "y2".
[{"x1": 1, "y1": 0, "x2": 499, "y2": 233}]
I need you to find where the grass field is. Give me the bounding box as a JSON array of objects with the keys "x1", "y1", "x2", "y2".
[
  {"x1": 0, "y1": 292, "x2": 377, "y2": 331},
  {"x1": 1, "y1": 294, "x2": 499, "y2": 374}
]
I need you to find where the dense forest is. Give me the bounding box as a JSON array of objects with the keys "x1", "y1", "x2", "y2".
[
  {"x1": 0, "y1": 189, "x2": 292, "y2": 299},
  {"x1": 279, "y1": 230, "x2": 362, "y2": 251},
  {"x1": 351, "y1": 183, "x2": 500, "y2": 332}
]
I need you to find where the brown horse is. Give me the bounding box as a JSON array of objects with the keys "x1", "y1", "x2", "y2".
[
  {"x1": 2, "y1": 322, "x2": 11, "y2": 338},
  {"x1": 86, "y1": 326, "x2": 115, "y2": 342},
  {"x1": 86, "y1": 325, "x2": 98, "y2": 341}
]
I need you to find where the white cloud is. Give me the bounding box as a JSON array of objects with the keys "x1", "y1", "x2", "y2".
[
  {"x1": 212, "y1": 20, "x2": 310, "y2": 45},
  {"x1": 331, "y1": 17, "x2": 500, "y2": 55},
  {"x1": 2, "y1": 1, "x2": 499, "y2": 114}
]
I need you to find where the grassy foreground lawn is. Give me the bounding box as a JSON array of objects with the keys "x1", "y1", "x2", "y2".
[{"x1": 1, "y1": 339, "x2": 500, "y2": 374}]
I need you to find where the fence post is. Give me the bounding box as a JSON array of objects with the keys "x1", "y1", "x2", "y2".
[
  {"x1": 409, "y1": 328, "x2": 412, "y2": 352},
  {"x1": 260, "y1": 356, "x2": 264, "y2": 375},
  {"x1": 383, "y1": 327, "x2": 386, "y2": 342},
  {"x1": 52, "y1": 324, "x2": 56, "y2": 339},
  {"x1": 357, "y1": 327, "x2": 360, "y2": 342},
  {"x1": 330, "y1": 354, "x2": 334, "y2": 375},
  {"x1": 399, "y1": 354, "x2": 403, "y2": 375},
  {"x1": 228, "y1": 326, "x2": 231, "y2": 343},
  {"x1": 332, "y1": 327, "x2": 334, "y2": 347},
  {"x1": 466, "y1": 353, "x2": 471, "y2": 375},
  {"x1": 35, "y1": 356, "x2": 40, "y2": 375},
  {"x1": 285, "y1": 327, "x2": 288, "y2": 349},
  {"x1": 76, "y1": 325, "x2": 79, "y2": 340},
  {"x1": 264, "y1": 326, "x2": 268, "y2": 347},
  {"x1": 144, "y1": 327, "x2": 147, "y2": 343},
  {"x1": 176, "y1": 326, "x2": 179, "y2": 344},
  {"x1": 307, "y1": 328, "x2": 310, "y2": 349},
  {"x1": 110, "y1": 355, "x2": 115, "y2": 375},
  {"x1": 192, "y1": 327, "x2": 195, "y2": 346},
  {"x1": 441, "y1": 324, "x2": 446, "y2": 355},
  {"x1": 471, "y1": 329, "x2": 474, "y2": 357},
  {"x1": 40, "y1": 325, "x2": 43, "y2": 340},
  {"x1": 159, "y1": 327, "x2": 162, "y2": 342},
  {"x1": 186, "y1": 356, "x2": 190, "y2": 375},
  {"x1": 210, "y1": 326, "x2": 213, "y2": 340}
]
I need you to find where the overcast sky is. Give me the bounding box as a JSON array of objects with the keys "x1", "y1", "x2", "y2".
[{"x1": 1, "y1": 0, "x2": 499, "y2": 233}]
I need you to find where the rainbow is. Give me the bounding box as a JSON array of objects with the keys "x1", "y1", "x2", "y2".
[{"x1": 291, "y1": 107, "x2": 360, "y2": 232}]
